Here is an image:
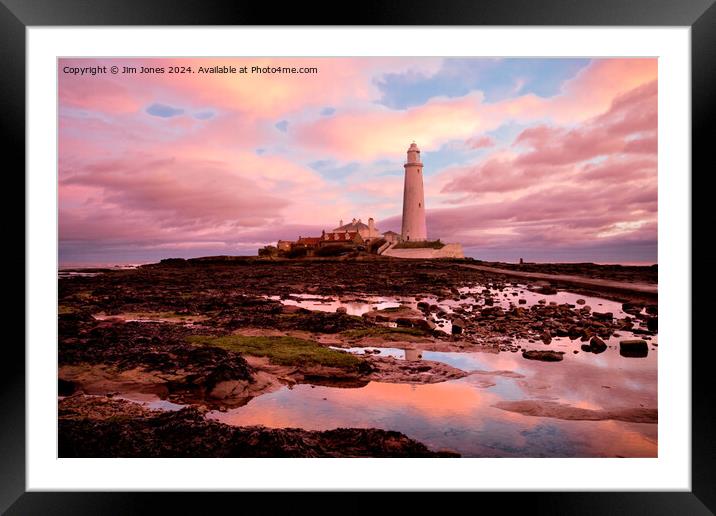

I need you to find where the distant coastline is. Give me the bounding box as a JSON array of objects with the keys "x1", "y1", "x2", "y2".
[{"x1": 59, "y1": 258, "x2": 658, "y2": 270}]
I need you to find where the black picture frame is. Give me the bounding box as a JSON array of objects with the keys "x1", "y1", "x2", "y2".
[{"x1": 3, "y1": 0, "x2": 713, "y2": 512}]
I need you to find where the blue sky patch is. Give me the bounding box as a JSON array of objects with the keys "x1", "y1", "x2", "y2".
[
  {"x1": 193, "y1": 110, "x2": 215, "y2": 120},
  {"x1": 375, "y1": 58, "x2": 591, "y2": 109},
  {"x1": 309, "y1": 160, "x2": 360, "y2": 181},
  {"x1": 146, "y1": 103, "x2": 185, "y2": 118}
]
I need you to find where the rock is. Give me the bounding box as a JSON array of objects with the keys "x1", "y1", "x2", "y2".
[
  {"x1": 451, "y1": 318, "x2": 466, "y2": 335},
  {"x1": 645, "y1": 304, "x2": 658, "y2": 315},
  {"x1": 395, "y1": 317, "x2": 414, "y2": 328},
  {"x1": 413, "y1": 318, "x2": 436, "y2": 331},
  {"x1": 335, "y1": 306, "x2": 347, "y2": 314},
  {"x1": 59, "y1": 378, "x2": 79, "y2": 396},
  {"x1": 622, "y1": 302, "x2": 644, "y2": 315},
  {"x1": 592, "y1": 311, "x2": 614, "y2": 321},
  {"x1": 619, "y1": 339, "x2": 648, "y2": 358},
  {"x1": 589, "y1": 336, "x2": 607, "y2": 354},
  {"x1": 580, "y1": 344, "x2": 591, "y2": 352},
  {"x1": 646, "y1": 317, "x2": 658, "y2": 332},
  {"x1": 481, "y1": 306, "x2": 503, "y2": 318},
  {"x1": 518, "y1": 299, "x2": 527, "y2": 305},
  {"x1": 535, "y1": 285, "x2": 558, "y2": 295},
  {"x1": 540, "y1": 331, "x2": 552, "y2": 344},
  {"x1": 576, "y1": 299, "x2": 586, "y2": 305},
  {"x1": 282, "y1": 304, "x2": 311, "y2": 314},
  {"x1": 522, "y1": 350, "x2": 564, "y2": 362}
]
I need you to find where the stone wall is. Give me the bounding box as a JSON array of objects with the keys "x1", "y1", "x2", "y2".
[{"x1": 381, "y1": 243, "x2": 464, "y2": 259}]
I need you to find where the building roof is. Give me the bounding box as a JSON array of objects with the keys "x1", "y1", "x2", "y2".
[
  {"x1": 332, "y1": 220, "x2": 369, "y2": 232},
  {"x1": 295, "y1": 237, "x2": 321, "y2": 245}
]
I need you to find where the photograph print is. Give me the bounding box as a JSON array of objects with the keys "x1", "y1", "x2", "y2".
[{"x1": 58, "y1": 57, "x2": 658, "y2": 458}]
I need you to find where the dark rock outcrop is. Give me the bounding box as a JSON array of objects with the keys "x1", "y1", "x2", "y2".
[{"x1": 58, "y1": 396, "x2": 458, "y2": 458}]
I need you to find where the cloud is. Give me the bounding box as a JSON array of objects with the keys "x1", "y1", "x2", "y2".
[
  {"x1": 465, "y1": 135, "x2": 495, "y2": 149},
  {"x1": 512, "y1": 80, "x2": 657, "y2": 167},
  {"x1": 292, "y1": 59, "x2": 657, "y2": 162},
  {"x1": 442, "y1": 80, "x2": 657, "y2": 196},
  {"x1": 58, "y1": 57, "x2": 658, "y2": 264},
  {"x1": 146, "y1": 103, "x2": 185, "y2": 118}
]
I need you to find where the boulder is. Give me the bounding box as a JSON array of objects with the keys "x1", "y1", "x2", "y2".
[
  {"x1": 622, "y1": 302, "x2": 644, "y2": 315},
  {"x1": 451, "y1": 318, "x2": 466, "y2": 335},
  {"x1": 522, "y1": 350, "x2": 564, "y2": 362},
  {"x1": 589, "y1": 336, "x2": 607, "y2": 354},
  {"x1": 619, "y1": 339, "x2": 648, "y2": 358}
]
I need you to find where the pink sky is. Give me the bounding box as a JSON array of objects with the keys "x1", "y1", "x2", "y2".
[{"x1": 58, "y1": 57, "x2": 657, "y2": 265}]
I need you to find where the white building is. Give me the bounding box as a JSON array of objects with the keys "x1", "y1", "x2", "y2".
[
  {"x1": 382, "y1": 230, "x2": 401, "y2": 244},
  {"x1": 326, "y1": 217, "x2": 380, "y2": 241}
]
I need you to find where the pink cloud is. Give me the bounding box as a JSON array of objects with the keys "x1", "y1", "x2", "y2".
[
  {"x1": 513, "y1": 80, "x2": 657, "y2": 167},
  {"x1": 465, "y1": 135, "x2": 495, "y2": 149},
  {"x1": 430, "y1": 77, "x2": 656, "y2": 257},
  {"x1": 442, "y1": 80, "x2": 657, "y2": 196},
  {"x1": 58, "y1": 57, "x2": 658, "y2": 263},
  {"x1": 291, "y1": 59, "x2": 657, "y2": 161}
]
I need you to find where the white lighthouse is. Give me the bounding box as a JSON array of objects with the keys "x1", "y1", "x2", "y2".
[{"x1": 400, "y1": 142, "x2": 427, "y2": 241}]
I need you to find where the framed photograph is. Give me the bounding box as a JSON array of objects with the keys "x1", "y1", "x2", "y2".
[{"x1": 6, "y1": 0, "x2": 713, "y2": 512}]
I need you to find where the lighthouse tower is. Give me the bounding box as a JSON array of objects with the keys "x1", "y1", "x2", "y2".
[{"x1": 400, "y1": 142, "x2": 427, "y2": 241}]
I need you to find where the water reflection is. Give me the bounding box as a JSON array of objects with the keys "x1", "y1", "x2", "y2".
[{"x1": 211, "y1": 336, "x2": 657, "y2": 457}]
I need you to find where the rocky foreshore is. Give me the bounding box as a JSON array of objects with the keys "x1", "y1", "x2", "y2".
[{"x1": 58, "y1": 257, "x2": 658, "y2": 457}]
